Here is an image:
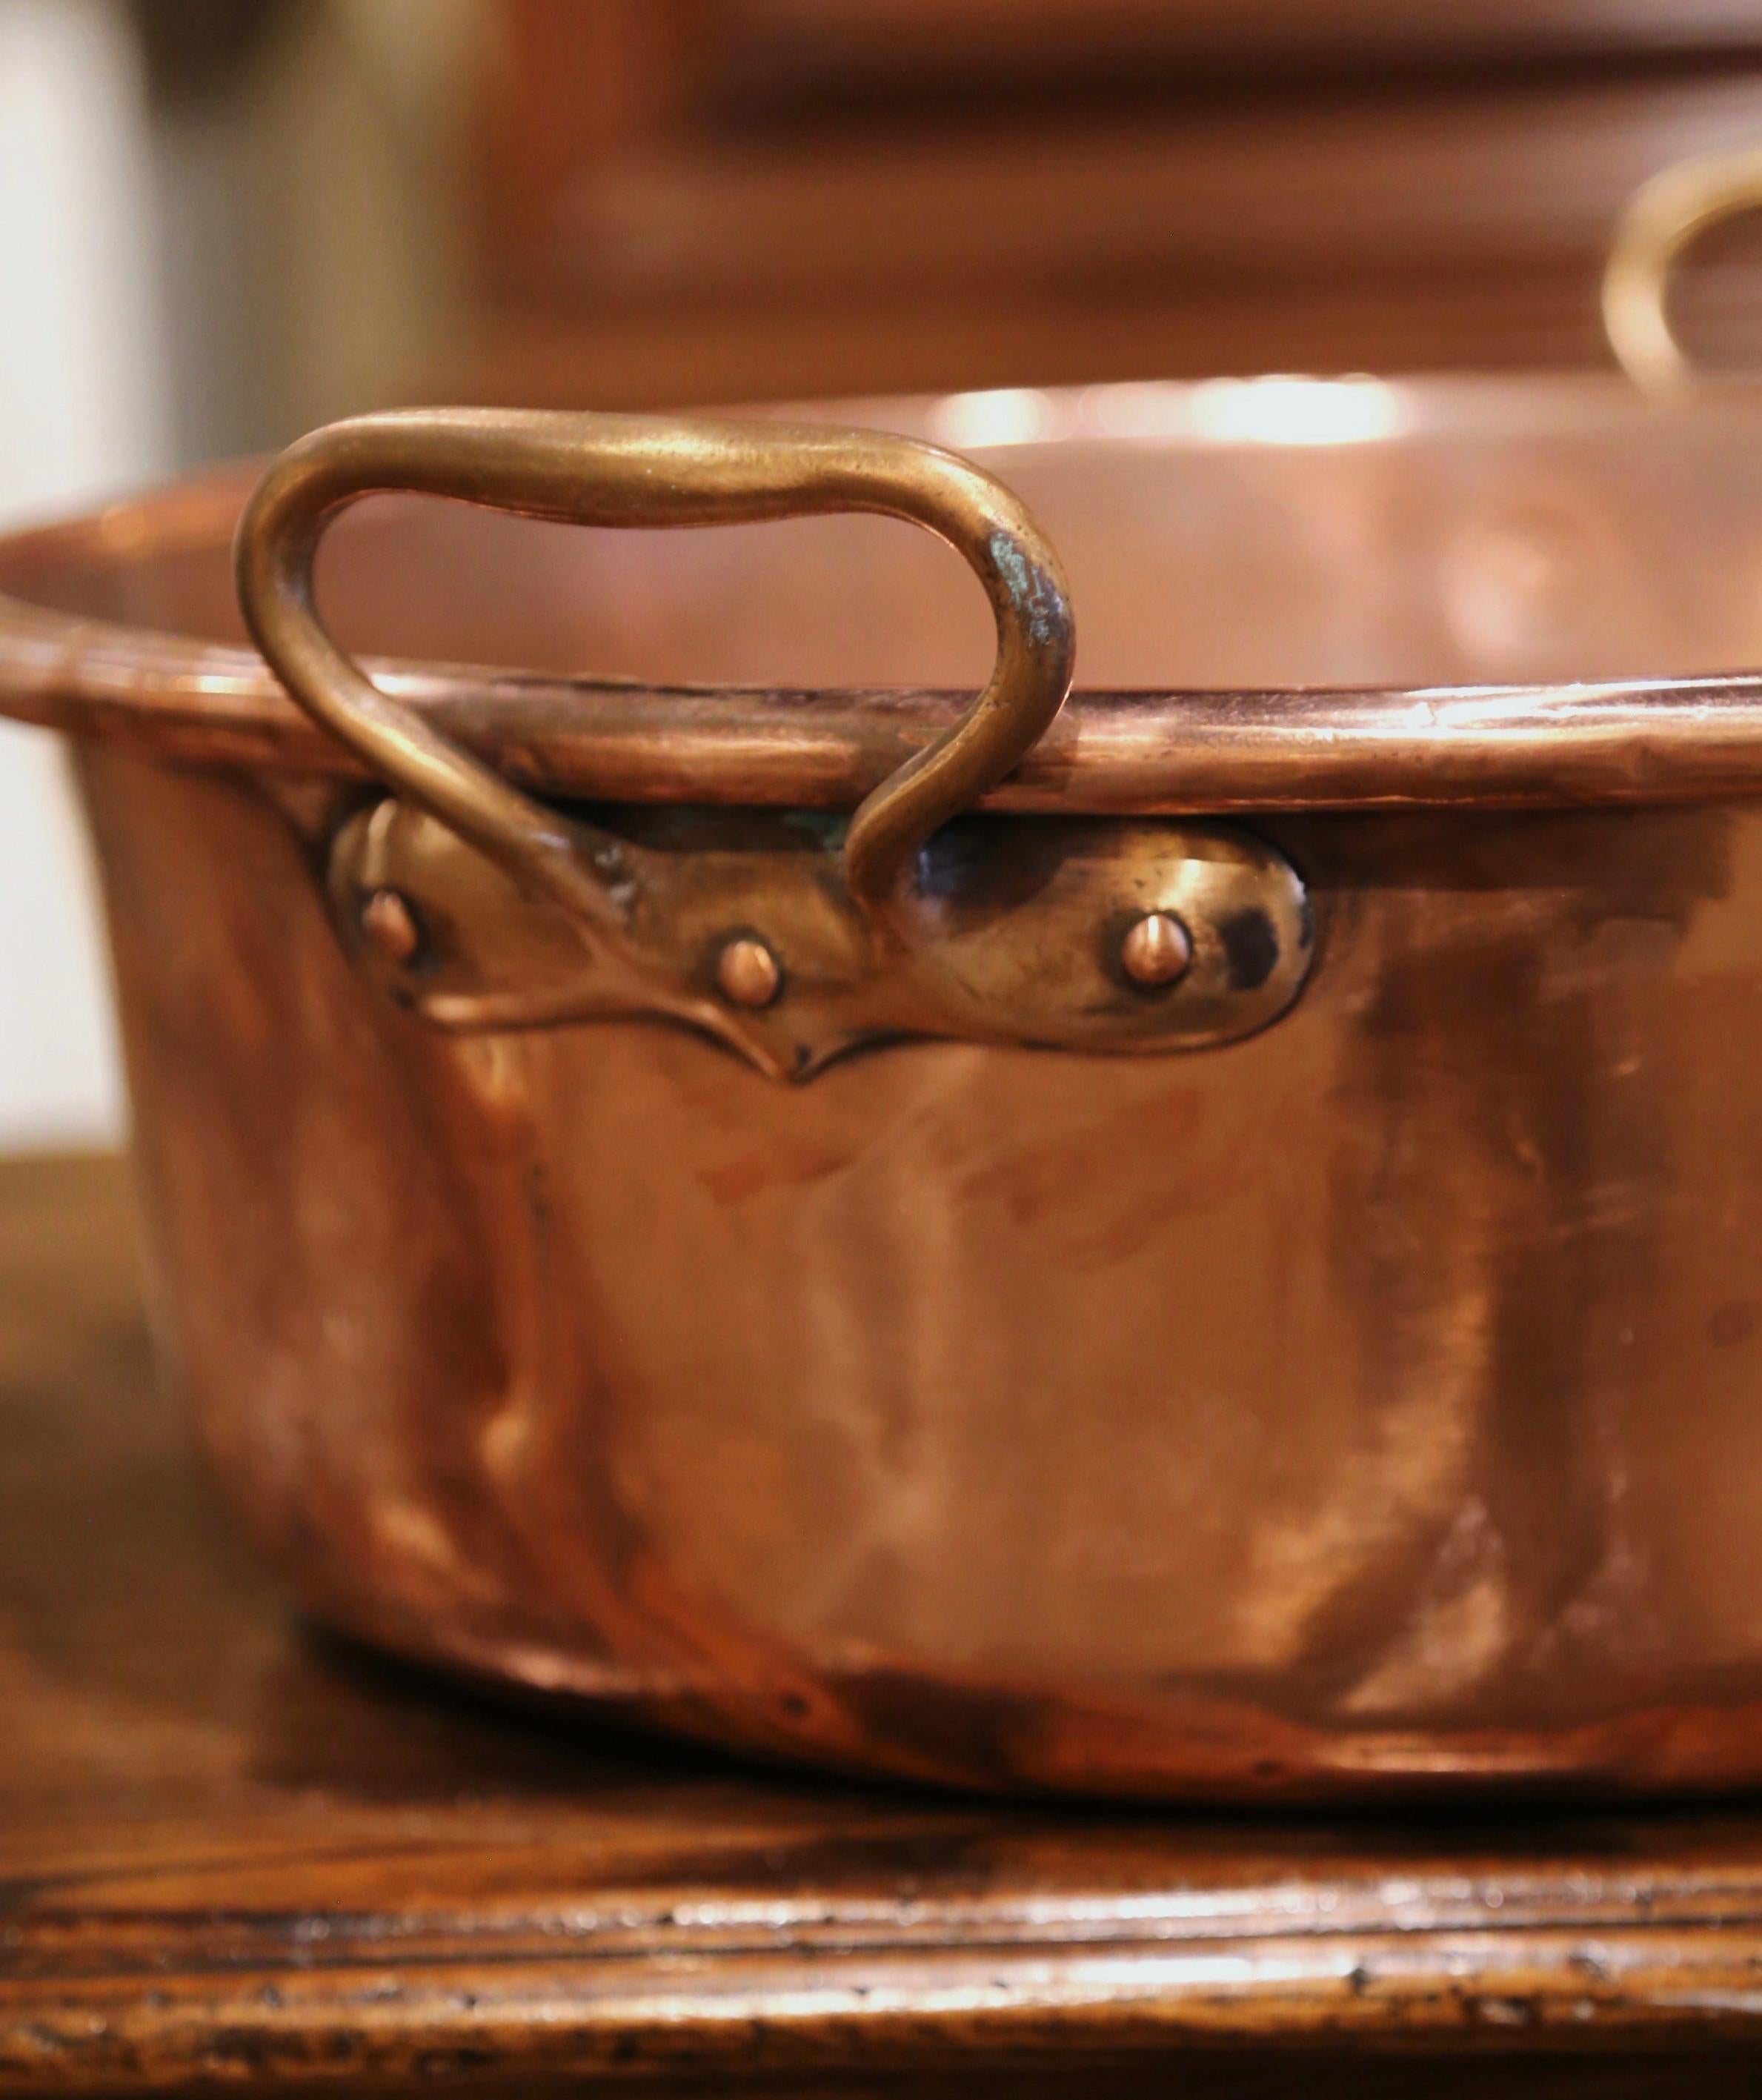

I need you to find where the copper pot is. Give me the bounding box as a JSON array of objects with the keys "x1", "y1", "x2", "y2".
[{"x1": 13, "y1": 366, "x2": 1762, "y2": 1800}]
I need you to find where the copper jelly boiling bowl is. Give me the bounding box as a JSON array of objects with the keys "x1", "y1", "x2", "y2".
[{"x1": 10, "y1": 374, "x2": 1762, "y2": 1798}]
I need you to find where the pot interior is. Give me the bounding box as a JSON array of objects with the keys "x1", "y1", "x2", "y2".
[{"x1": 13, "y1": 376, "x2": 1762, "y2": 694}]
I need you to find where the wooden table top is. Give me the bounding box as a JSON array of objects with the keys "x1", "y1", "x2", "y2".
[{"x1": 7, "y1": 1152, "x2": 1762, "y2": 2095}]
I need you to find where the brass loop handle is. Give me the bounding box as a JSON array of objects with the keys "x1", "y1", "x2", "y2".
[
  {"x1": 234, "y1": 408, "x2": 1074, "y2": 935},
  {"x1": 1604, "y1": 144, "x2": 1762, "y2": 394}
]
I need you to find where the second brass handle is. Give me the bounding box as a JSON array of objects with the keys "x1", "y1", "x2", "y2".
[{"x1": 1604, "y1": 144, "x2": 1762, "y2": 393}]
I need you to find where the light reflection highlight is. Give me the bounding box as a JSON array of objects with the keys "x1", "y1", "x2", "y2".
[{"x1": 931, "y1": 377, "x2": 1414, "y2": 451}]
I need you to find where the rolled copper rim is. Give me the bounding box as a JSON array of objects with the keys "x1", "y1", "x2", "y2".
[{"x1": 8, "y1": 375, "x2": 1762, "y2": 817}]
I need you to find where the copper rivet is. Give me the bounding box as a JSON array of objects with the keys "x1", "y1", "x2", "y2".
[
  {"x1": 362, "y1": 887, "x2": 422, "y2": 966},
  {"x1": 717, "y1": 936, "x2": 782, "y2": 1009},
  {"x1": 1120, "y1": 910, "x2": 1191, "y2": 988}
]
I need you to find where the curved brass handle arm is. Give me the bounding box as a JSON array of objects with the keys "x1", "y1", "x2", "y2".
[
  {"x1": 234, "y1": 407, "x2": 1074, "y2": 934},
  {"x1": 1604, "y1": 145, "x2": 1762, "y2": 394}
]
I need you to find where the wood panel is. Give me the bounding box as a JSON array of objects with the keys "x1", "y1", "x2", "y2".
[{"x1": 457, "y1": 3, "x2": 1762, "y2": 408}]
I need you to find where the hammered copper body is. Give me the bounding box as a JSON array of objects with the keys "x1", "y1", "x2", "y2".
[{"x1": 12, "y1": 376, "x2": 1762, "y2": 1798}]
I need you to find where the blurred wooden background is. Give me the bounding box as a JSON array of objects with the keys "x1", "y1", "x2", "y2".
[{"x1": 459, "y1": 0, "x2": 1762, "y2": 408}]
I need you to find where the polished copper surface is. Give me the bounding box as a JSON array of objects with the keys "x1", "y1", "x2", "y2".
[{"x1": 11, "y1": 376, "x2": 1762, "y2": 1795}]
